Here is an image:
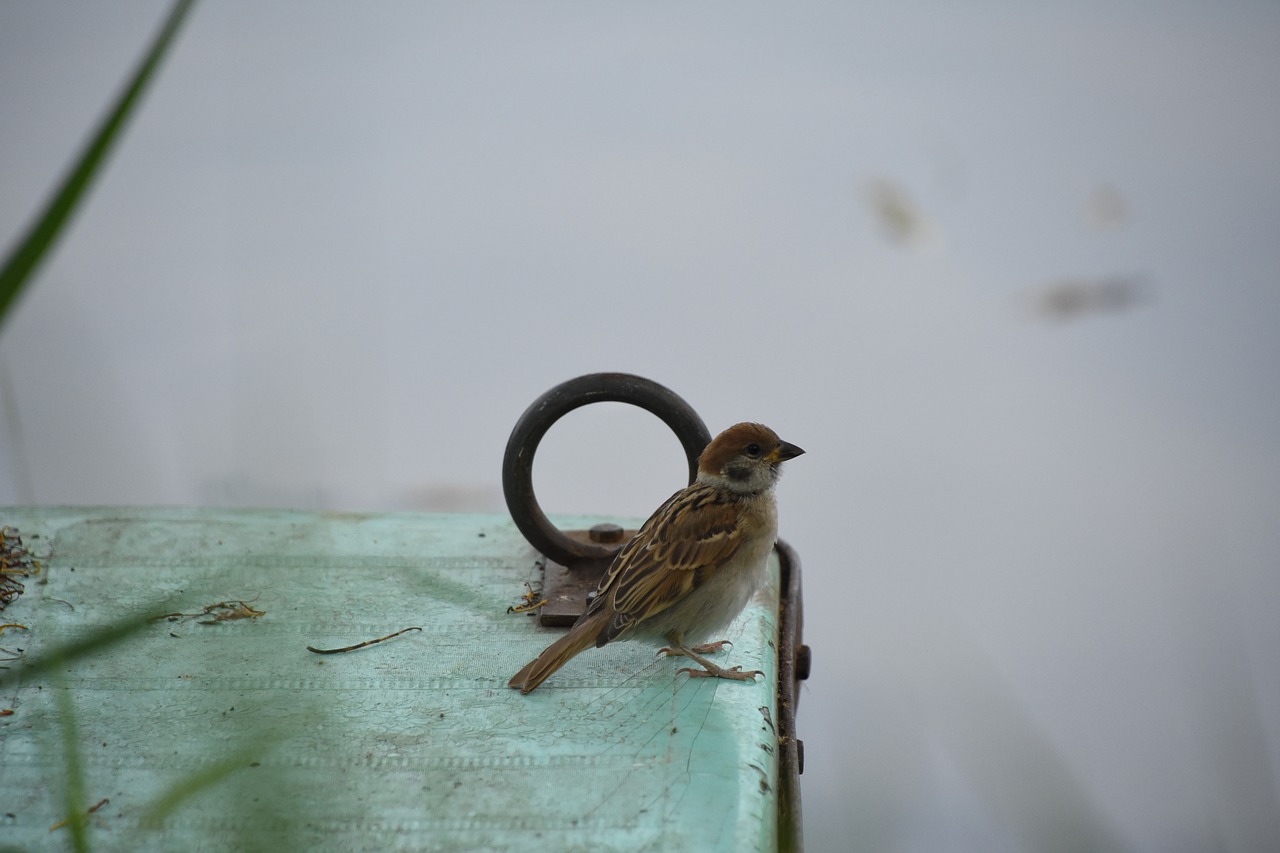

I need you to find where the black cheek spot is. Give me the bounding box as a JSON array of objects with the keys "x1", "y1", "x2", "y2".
[{"x1": 726, "y1": 465, "x2": 752, "y2": 482}]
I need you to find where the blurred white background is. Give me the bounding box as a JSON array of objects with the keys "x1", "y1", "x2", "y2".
[{"x1": 3, "y1": 2, "x2": 1279, "y2": 850}]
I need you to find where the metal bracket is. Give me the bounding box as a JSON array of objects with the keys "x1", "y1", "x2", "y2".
[{"x1": 501, "y1": 373, "x2": 711, "y2": 626}]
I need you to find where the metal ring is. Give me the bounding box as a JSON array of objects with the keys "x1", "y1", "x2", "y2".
[{"x1": 502, "y1": 373, "x2": 711, "y2": 564}]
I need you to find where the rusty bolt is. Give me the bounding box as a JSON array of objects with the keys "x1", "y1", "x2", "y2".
[
  {"x1": 796, "y1": 644, "x2": 812, "y2": 680},
  {"x1": 588, "y1": 523, "x2": 625, "y2": 544}
]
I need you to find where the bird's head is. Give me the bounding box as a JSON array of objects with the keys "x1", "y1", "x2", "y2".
[{"x1": 697, "y1": 422, "x2": 804, "y2": 495}]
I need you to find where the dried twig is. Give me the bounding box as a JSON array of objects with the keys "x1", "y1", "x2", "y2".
[
  {"x1": 306, "y1": 626, "x2": 421, "y2": 655},
  {"x1": 49, "y1": 798, "x2": 109, "y2": 831},
  {"x1": 2, "y1": 622, "x2": 30, "y2": 668}
]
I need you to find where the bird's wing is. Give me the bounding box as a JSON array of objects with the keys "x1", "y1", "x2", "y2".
[{"x1": 591, "y1": 485, "x2": 744, "y2": 644}]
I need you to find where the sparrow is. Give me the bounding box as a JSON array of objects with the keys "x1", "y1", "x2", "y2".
[{"x1": 508, "y1": 422, "x2": 804, "y2": 694}]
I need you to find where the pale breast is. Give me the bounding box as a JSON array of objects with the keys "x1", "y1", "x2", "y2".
[{"x1": 638, "y1": 492, "x2": 777, "y2": 644}]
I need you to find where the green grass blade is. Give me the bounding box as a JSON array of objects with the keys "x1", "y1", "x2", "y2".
[
  {"x1": 0, "y1": 607, "x2": 164, "y2": 690},
  {"x1": 0, "y1": 0, "x2": 197, "y2": 329},
  {"x1": 140, "y1": 744, "x2": 271, "y2": 829},
  {"x1": 48, "y1": 663, "x2": 91, "y2": 852}
]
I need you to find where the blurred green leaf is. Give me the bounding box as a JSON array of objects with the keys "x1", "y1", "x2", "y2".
[
  {"x1": 51, "y1": 665, "x2": 90, "y2": 853},
  {"x1": 141, "y1": 744, "x2": 272, "y2": 829},
  {"x1": 0, "y1": 0, "x2": 196, "y2": 330},
  {"x1": 0, "y1": 607, "x2": 166, "y2": 690}
]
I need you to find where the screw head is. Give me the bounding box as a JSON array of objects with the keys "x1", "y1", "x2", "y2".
[{"x1": 588, "y1": 523, "x2": 625, "y2": 543}]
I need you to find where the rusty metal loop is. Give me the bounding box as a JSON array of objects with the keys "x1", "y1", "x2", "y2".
[{"x1": 502, "y1": 373, "x2": 711, "y2": 564}]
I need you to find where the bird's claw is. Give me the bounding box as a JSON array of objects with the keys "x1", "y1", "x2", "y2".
[
  {"x1": 658, "y1": 640, "x2": 733, "y2": 658},
  {"x1": 677, "y1": 665, "x2": 763, "y2": 682}
]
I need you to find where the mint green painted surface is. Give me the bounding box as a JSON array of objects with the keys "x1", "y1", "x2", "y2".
[{"x1": 0, "y1": 507, "x2": 782, "y2": 852}]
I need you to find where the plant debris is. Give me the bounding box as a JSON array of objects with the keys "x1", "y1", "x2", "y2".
[
  {"x1": 506, "y1": 581, "x2": 547, "y2": 615},
  {"x1": 155, "y1": 599, "x2": 265, "y2": 625},
  {"x1": 1, "y1": 527, "x2": 42, "y2": 611},
  {"x1": 0, "y1": 624, "x2": 26, "y2": 668},
  {"x1": 306, "y1": 626, "x2": 421, "y2": 655},
  {"x1": 49, "y1": 798, "x2": 109, "y2": 832}
]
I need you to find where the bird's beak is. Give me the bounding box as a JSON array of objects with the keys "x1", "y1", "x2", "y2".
[{"x1": 769, "y1": 441, "x2": 805, "y2": 462}]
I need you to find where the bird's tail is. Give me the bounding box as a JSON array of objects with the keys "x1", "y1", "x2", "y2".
[{"x1": 508, "y1": 611, "x2": 610, "y2": 694}]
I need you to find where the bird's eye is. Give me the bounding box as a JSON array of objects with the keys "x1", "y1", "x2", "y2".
[{"x1": 745, "y1": 443, "x2": 763, "y2": 458}]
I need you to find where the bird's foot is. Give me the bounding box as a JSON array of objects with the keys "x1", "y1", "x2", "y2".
[
  {"x1": 657, "y1": 639, "x2": 732, "y2": 658},
  {"x1": 660, "y1": 640, "x2": 761, "y2": 682},
  {"x1": 678, "y1": 664, "x2": 763, "y2": 682}
]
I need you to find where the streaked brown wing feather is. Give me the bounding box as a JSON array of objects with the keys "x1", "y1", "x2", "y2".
[{"x1": 589, "y1": 484, "x2": 743, "y2": 643}]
